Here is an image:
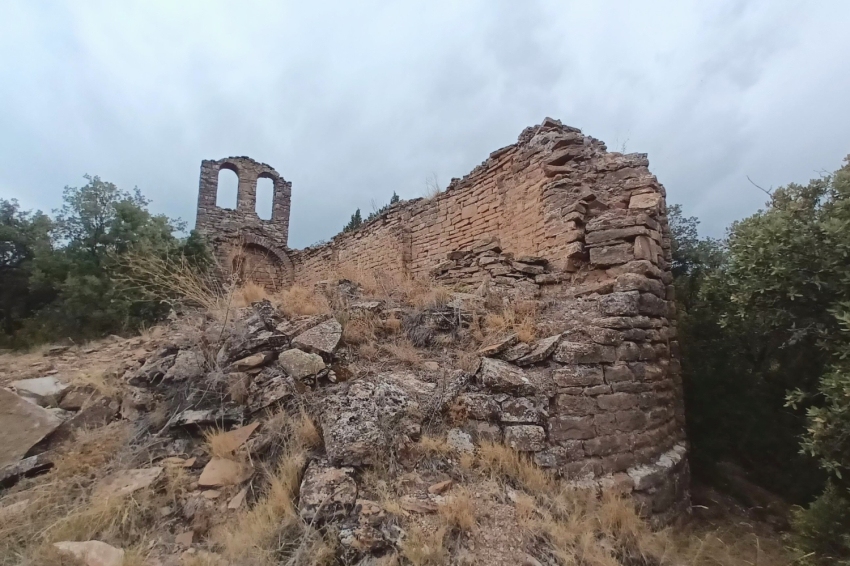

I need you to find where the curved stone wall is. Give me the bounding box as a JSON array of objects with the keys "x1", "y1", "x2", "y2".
[{"x1": 194, "y1": 118, "x2": 689, "y2": 518}]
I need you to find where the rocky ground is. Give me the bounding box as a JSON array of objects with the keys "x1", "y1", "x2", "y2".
[{"x1": 0, "y1": 275, "x2": 793, "y2": 566}]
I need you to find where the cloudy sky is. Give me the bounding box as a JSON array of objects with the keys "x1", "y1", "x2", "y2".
[{"x1": 1, "y1": 1, "x2": 848, "y2": 248}]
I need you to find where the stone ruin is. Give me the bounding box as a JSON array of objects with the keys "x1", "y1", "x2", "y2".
[{"x1": 194, "y1": 117, "x2": 689, "y2": 521}]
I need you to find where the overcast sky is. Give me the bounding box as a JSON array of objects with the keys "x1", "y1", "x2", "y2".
[{"x1": 1, "y1": 1, "x2": 848, "y2": 248}]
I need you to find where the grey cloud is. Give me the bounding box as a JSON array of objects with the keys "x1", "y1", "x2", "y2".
[{"x1": 0, "y1": 0, "x2": 848, "y2": 247}]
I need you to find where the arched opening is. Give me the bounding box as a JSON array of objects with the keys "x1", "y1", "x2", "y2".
[
  {"x1": 231, "y1": 243, "x2": 285, "y2": 291},
  {"x1": 216, "y1": 166, "x2": 238, "y2": 209},
  {"x1": 256, "y1": 177, "x2": 274, "y2": 220}
]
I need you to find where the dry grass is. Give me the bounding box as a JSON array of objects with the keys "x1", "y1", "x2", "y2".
[
  {"x1": 484, "y1": 302, "x2": 538, "y2": 344},
  {"x1": 69, "y1": 370, "x2": 121, "y2": 398},
  {"x1": 438, "y1": 488, "x2": 477, "y2": 533},
  {"x1": 383, "y1": 338, "x2": 423, "y2": 366},
  {"x1": 212, "y1": 410, "x2": 326, "y2": 566},
  {"x1": 292, "y1": 409, "x2": 322, "y2": 449},
  {"x1": 417, "y1": 434, "x2": 455, "y2": 458},
  {"x1": 0, "y1": 422, "x2": 188, "y2": 565},
  {"x1": 476, "y1": 441, "x2": 553, "y2": 495},
  {"x1": 232, "y1": 281, "x2": 270, "y2": 307},
  {"x1": 334, "y1": 265, "x2": 454, "y2": 311},
  {"x1": 273, "y1": 284, "x2": 330, "y2": 318},
  {"x1": 401, "y1": 524, "x2": 448, "y2": 566},
  {"x1": 117, "y1": 252, "x2": 229, "y2": 319}
]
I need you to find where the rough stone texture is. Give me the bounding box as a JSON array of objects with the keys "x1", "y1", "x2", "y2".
[
  {"x1": 196, "y1": 156, "x2": 293, "y2": 290},
  {"x1": 278, "y1": 349, "x2": 326, "y2": 380},
  {"x1": 505, "y1": 425, "x2": 546, "y2": 451},
  {"x1": 54, "y1": 540, "x2": 125, "y2": 566},
  {"x1": 299, "y1": 459, "x2": 357, "y2": 523},
  {"x1": 193, "y1": 118, "x2": 688, "y2": 520},
  {"x1": 320, "y1": 379, "x2": 422, "y2": 467},
  {"x1": 94, "y1": 467, "x2": 163, "y2": 499},
  {"x1": 10, "y1": 377, "x2": 70, "y2": 407},
  {"x1": 0, "y1": 388, "x2": 62, "y2": 468},
  {"x1": 292, "y1": 318, "x2": 342, "y2": 356}
]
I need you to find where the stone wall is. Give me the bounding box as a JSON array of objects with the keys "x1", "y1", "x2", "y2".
[
  {"x1": 195, "y1": 156, "x2": 294, "y2": 289},
  {"x1": 194, "y1": 118, "x2": 688, "y2": 518}
]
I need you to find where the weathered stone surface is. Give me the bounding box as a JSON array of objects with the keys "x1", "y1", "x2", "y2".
[
  {"x1": 299, "y1": 459, "x2": 357, "y2": 523},
  {"x1": 604, "y1": 363, "x2": 634, "y2": 383},
  {"x1": 321, "y1": 379, "x2": 421, "y2": 467},
  {"x1": 585, "y1": 226, "x2": 651, "y2": 245},
  {"x1": 454, "y1": 393, "x2": 500, "y2": 420},
  {"x1": 230, "y1": 351, "x2": 275, "y2": 371},
  {"x1": 58, "y1": 387, "x2": 96, "y2": 411},
  {"x1": 534, "y1": 442, "x2": 585, "y2": 468},
  {"x1": 584, "y1": 434, "x2": 631, "y2": 457},
  {"x1": 465, "y1": 420, "x2": 502, "y2": 442},
  {"x1": 447, "y1": 428, "x2": 475, "y2": 453},
  {"x1": 549, "y1": 415, "x2": 596, "y2": 442},
  {"x1": 629, "y1": 192, "x2": 662, "y2": 210},
  {"x1": 590, "y1": 243, "x2": 633, "y2": 266},
  {"x1": 500, "y1": 396, "x2": 548, "y2": 423},
  {"x1": 477, "y1": 357, "x2": 537, "y2": 395},
  {"x1": 504, "y1": 425, "x2": 546, "y2": 451},
  {"x1": 0, "y1": 453, "x2": 54, "y2": 487},
  {"x1": 54, "y1": 540, "x2": 124, "y2": 566},
  {"x1": 198, "y1": 457, "x2": 253, "y2": 487},
  {"x1": 172, "y1": 407, "x2": 243, "y2": 429},
  {"x1": 94, "y1": 467, "x2": 163, "y2": 499},
  {"x1": 129, "y1": 348, "x2": 177, "y2": 384},
  {"x1": 10, "y1": 377, "x2": 70, "y2": 407},
  {"x1": 477, "y1": 333, "x2": 518, "y2": 356},
  {"x1": 614, "y1": 273, "x2": 665, "y2": 297},
  {"x1": 553, "y1": 342, "x2": 616, "y2": 364},
  {"x1": 598, "y1": 291, "x2": 640, "y2": 316},
  {"x1": 498, "y1": 342, "x2": 532, "y2": 362},
  {"x1": 0, "y1": 388, "x2": 62, "y2": 469},
  {"x1": 555, "y1": 394, "x2": 599, "y2": 415},
  {"x1": 552, "y1": 365, "x2": 604, "y2": 387},
  {"x1": 516, "y1": 334, "x2": 562, "y2": 365},
  {"x1": 639, "y1": 293, "x2": 668, "y2": 316},
  {"x1": 247, "y1": 369, "x2": 296, "y2": 412},
  {"x1": 293, "y1": 318, "x2": 342, "y2": 356},
  {"x1": 597, "y1": 392, "x2": 639, "y2": 411},
  {"x1": 163, "y1": 349, "x2": 207, "y2": 381},
  {"x1": 278, "y1": 348, "x2": 326, "y2": 380}
]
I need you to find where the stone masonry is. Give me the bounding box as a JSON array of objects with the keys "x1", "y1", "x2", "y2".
[
  {"x1": 196, "y1": 156, "x2": 294, "y2": 289},
  {"x1": 195, "y1": 118, "x2": 688, "y2": 519}
]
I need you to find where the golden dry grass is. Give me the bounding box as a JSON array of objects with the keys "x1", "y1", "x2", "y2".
[
  {"x1": 0, "y1": 422, "x2": 189, "y2": 565},
  {"x1": 117, "y1": 252, "x2": 230, "y2": 319},
  {"x1": 383, "y1": 338, "x2": 423, "y2": 366},
  {"x1": 438, "y1": 488, "x2": 477, "y2": 533},
  {"x1": 476, "y1": 440, "x2": 553, "y2": 495},
  {"x1": 273, "y1": 284, "x2": 330, "y2": 318},
  {"x1": 211, "y1": 410, "x2": 326, "y2": 566},
  {"x1": 69, "y1": 370, "x2": 121, "y2": 398},
  {"x1": 484, "y1": 302, "x2": 538, "y2": 344},
  {"x1": 401, "y1": 524, "x2": 448, "y2": 566},
  {"x1": 232, "y1": 281, "x2": 270, "y2": 307}
]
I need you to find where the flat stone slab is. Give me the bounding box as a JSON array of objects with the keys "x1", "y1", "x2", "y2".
[
  {"x1": 94, "y1": 467, "x2": 163, "y2": 499},
  {"x1": 299, "y1": 459, "x2": 357, "y2": 523},
  {"x1": 198, "y1": 457, "x2": 253, "y2": 487},
  {"x1": 279, "y1": 348, "x2": 326, "y2": 380},
  {"x1": 10, "y1": 376, "x2": 70, "y2": 407},
  {"x1": 0, "y1": 388, "x2": 63, "y2": 469},
  {"x1": 292, "y1": 318, "x2": 342, "y2": 356},
  {"x1": 54, "y1": 540, "x2": 124, "y2": 566}
]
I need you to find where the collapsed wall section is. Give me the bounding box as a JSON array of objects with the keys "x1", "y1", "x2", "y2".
[
  {"x1": 195, "y1": 118, "x2": 688, "y2": 519},
  {"x1": 294, "y1": 118, "x2": 685, "y2": 519}
]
